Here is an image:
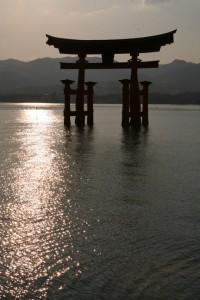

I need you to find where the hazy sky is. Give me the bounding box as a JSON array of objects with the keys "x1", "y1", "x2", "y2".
[{"x1": 1, "y1": 0, "x2": 199, "y2": 63}]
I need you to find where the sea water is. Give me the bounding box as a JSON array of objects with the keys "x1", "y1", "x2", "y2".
[{"x1": 0, "y1": 103, "x2": 200, "y2": 299}]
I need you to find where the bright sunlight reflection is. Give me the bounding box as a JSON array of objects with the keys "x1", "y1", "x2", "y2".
[
  {"x1": 1, "y1": 107, "x2": 84, "y2": 299},
  {"x1": 24, "y1": 107, "x2": 52, "y2": 123}
]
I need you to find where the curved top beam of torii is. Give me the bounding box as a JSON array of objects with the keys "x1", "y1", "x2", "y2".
[{"x1": 46, "y1": 30, "x2": 176, "y2": 58}]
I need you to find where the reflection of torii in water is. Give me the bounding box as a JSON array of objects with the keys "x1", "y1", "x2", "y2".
[{"x1": 46, "y1": 30, "x2": 177, "y2": 128}]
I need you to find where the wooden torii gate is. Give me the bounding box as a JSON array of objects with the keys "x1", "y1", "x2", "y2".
[{"x1": 46, "y1": 30, "x2": 176, "y2": 128}]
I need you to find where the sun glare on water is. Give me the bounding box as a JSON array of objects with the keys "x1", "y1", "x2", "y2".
[{"x1": 0, "y1": 107, "x2": 84, "y2": 298}]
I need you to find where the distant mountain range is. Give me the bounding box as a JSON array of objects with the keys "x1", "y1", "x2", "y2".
[{"x1": 0, "y1": 57, "x2": 200, "y2": 104}]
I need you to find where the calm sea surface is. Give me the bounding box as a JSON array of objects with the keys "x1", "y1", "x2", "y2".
[{"x1": 0, "y1": 103, "x2": 200, "y2": 299}]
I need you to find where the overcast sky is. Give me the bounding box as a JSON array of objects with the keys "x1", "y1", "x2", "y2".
[{"x1": 0, "y1": 0, "x2": 199, "y2": 63}]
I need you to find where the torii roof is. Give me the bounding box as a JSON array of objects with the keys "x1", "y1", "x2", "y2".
[{"x1": 46, "y1": 30, "x2": 176, "y2": 55}]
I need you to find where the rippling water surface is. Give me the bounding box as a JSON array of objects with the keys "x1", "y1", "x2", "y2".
[{"x1": 0, "y1": 103, "x2": 200, "y2": 299}]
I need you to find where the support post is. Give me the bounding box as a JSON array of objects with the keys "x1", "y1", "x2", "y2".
[
  {"x1": 119, "y1": 79, "x2": 130, "y2": 127},
  {"x1": 61, "y1": 79, "x2": 74, "y2": 128},
  {"x1": 129, "y1": 53, "x2": 141, "y2": 127},
  {"x1": 140, "y1": 81, "x2": 151, "y2": 127},
  {"x1": 75, "y1": 54, "x2": 87, "y2": 126},
  {"x1": 85, "y1": 81, "x2": 96, "y2": 126}
]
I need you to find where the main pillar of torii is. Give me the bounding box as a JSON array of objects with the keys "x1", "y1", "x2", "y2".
[{"x1": 46, "y1": 30, "x2": 176, "y2": 127}]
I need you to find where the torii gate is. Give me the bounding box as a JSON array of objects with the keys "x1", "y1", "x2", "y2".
[{"x1": 46, "y1": 30, "x2": 176, "y2": 128}]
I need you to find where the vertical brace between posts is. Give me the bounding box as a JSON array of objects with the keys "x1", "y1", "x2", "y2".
[
  {"x1": 130, "y1": 53, "x2": 141, "y2": 127},
  {"x1": 119, "y1": 79, "x2": 130, "y2": 127},
  {"x1": 140, "y1": 81, "x2": 151, "y2": 127},
  {"x1": 75, "y1": 54, "x2": 87, "y2": 126},
  {"x1": 85, "y1": 81, "x2": 96, "y2": 126}
]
